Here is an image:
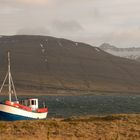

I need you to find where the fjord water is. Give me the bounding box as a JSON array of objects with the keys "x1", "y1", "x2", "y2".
[{"x1": 1, "y1": 94, "x2": 140, "y2": 118}]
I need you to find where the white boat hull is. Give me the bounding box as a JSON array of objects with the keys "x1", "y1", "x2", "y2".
[{"x1": 0, "y1": 104, "x2": 48, "y2": 121}]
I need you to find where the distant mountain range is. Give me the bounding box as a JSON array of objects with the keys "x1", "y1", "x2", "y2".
[
  {"x1": 99, "y1": 43, "x2": 140, "y2": 61},
  {"x1": 1, "y1": 35, "x2": 140, "y2": 94}
]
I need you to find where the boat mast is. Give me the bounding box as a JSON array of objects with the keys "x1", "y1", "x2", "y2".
[{"x1": 8, "y1": 51, "x2": 12, "y2": 102}]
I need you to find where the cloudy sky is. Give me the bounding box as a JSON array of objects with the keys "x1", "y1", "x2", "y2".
[{"x1": 0, "y1": 0, "x2": 140, "y2": 47}]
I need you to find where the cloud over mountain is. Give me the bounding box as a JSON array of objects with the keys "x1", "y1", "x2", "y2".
[
  {"x1": 19, "y1": 0, "x2": 48, "y2": 5},
  {"x1": 17, "y1": 27, "x2": 50, "y2": 35},
  {"x1": 1, "y1": 0, "x2": 48, "y2": 5},
  {"x1": 52, "y1": 20, "x2": 84, "y2": 33}
]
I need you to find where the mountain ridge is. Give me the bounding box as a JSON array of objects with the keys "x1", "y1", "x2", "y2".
[
  {"x1": 99, "y1": 43, "x2": 140, "y2": 61},
  {"x1": 0, "y1": 35, "x2": 140, "y2": 94}
]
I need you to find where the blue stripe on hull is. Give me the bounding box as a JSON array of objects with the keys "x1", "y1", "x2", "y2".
[{"x1": 0, "y1": 111, "x2": 35, "y2": 121}]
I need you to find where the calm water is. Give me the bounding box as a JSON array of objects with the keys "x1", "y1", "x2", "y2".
[{"x1": 1, "y1": 94, "x2": 140, "y2": 118}]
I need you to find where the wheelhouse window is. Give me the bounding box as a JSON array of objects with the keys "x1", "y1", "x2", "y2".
[{"x1": 31, "y1": 100, "x2": 36, "y2": 105}]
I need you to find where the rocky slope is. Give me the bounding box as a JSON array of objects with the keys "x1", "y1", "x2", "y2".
[{"x1": 1, "y1": 36, "x2": 140, "y2": 94}]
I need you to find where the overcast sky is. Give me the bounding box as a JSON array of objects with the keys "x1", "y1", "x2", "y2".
[{"x1": 0, "y1": 0, "x2": 140, "y2": 47}]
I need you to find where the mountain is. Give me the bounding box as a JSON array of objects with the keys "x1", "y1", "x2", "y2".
[
  {"x1": 100, "y1": 43, "x2": 140, "y2": 61},
  {"x1": 1, "y1": 35, "x2": 140, "y2": 94},
  {"x1": 99, "y1": 43, "x2": 117, "y2": 50}
]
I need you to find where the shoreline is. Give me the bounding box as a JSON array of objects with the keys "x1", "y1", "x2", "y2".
[
  {"x1": 1, "y1": 90, "x2": 140, "y2": 96},
  {"x1": 0, "y1": 93, "x2": 140, "y2": 96}
]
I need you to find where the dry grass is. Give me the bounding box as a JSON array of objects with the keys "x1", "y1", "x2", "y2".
[{"x1": 0, "y1": 114, "x2": 140, "y2": 140}]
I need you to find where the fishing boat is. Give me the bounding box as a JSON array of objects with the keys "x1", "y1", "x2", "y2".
[{"x1": 0, "y1": 52, "x2": 48, "y2": 121}]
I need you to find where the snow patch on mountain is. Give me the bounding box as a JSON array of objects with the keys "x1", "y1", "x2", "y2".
[
  {"x1": 57, "y1": 41, "x2": 63, "y2": 47},
  {"x1": 95, "y1": 48, "x2": 100, "y2": 52},
  {"x1": 40, "y1": 43, "x2": 44, "y2": 48},
  {"x1": 75, "y1": 42, "x2": 78, "y2": 46}
]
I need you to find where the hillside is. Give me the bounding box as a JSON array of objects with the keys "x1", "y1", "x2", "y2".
[
  {"x1": 100, "y1": 43, "x2": 140, "y2": 61},
  {"x1": 1, "y1": 35, "x2": 140, "y2": 94}
]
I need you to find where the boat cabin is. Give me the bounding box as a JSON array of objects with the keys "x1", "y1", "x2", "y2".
[{"x1": 20, "y1": 98, "x2": 39, "y2": 111}]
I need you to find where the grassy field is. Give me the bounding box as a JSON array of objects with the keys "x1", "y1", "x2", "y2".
[{"x1": 0, "y1": 114, "x2": 140, "y2": 140}]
